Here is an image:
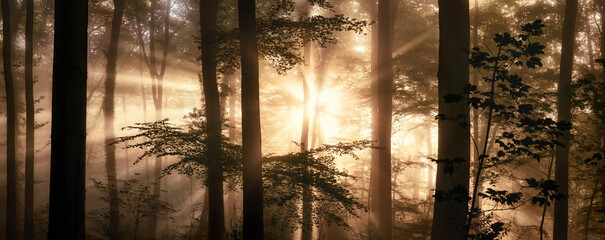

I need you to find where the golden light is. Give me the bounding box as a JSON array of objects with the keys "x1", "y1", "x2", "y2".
[{"x1": 354, "y1": 45, "x2": 366, "y2": 53}]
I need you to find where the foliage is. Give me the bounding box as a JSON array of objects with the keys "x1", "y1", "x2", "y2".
[
  {"x1": 115, "y1": 110, "x2": 369, "y2": 232},
  {"x1": 437, "y1": 20, "x2": 570, "y2": 239},
  {"x1": 89, "y1": 176, "x2": 176, "y2": 240},
  {"x1": 263, "y1": 141, "x2": 370, "y2": 231},
  {"x1": 114, "y1": 108, "x2": 243, "y2": 187},
  {"x1": 210, "y1": 0, "x2": 368, "y2": 73}
]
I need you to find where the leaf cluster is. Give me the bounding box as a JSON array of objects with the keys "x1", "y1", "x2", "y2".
[
  {"x1": 262, "y1": 141, "x2": 370, "y2": 230},
  {"x1": 208, "y1": 0, "x2": 368, "y2": 73},
  {"x1": 114, "y1": 110, "x2": 369, "y2": 231}
]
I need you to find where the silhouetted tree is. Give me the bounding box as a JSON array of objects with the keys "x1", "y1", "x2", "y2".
[
  {"x1": 554, "y1": 1, "x2": 577, "y2": 239},
  {"x1": 238, "y1": 0, "x2": 264, "y2": 238},
  {"x1": 431, "y1": 1, "x2": 470, "y2": 239},
  {"x1": 24, "y1": 0, "x2": 34, "y2": 238},
  {"x1": 1, "y1": 0, "x2": 16, "y2": 238},
  {"x1": 47, "y1": 0, "x2": 87, "y2": 238},
  {"x1": 200, "y1": 0, "x2": 227, "y2": 238}
]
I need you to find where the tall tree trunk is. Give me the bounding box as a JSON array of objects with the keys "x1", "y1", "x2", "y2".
[
  {"x1": 194, "y1": 188, "x2": 210, "y2": 239},
  {"x1": 238, "y1": 0, "x2": 264, "y2": 238},
  {"x1": 200, "y1": 0, "x2": 227, "y2": 238},
  {"x1": 47, "y1": 0, "x2": 87, "y2": 238},
  {"x1": 554, "y1": 1, "x2": 577, "y2": 239},
  {"x1": 24, "y1": 0, "x2": 34, "y2": 238},
  {"x1": 104, "y1": 0, "x2": 125, "y2": 238},
  {"x1": 225, "y1": 73, "x2": 238, "y2": 229},
  {"x1": 470, "y1": 0, "x2": 484, "y2": 224},
  {"x1": 431, "y1": 1, "x2": 470, "y2": 240},
  {"x1": 375, "y1": 0, "x2": 393, "y2": 238},
  {"x1": 586, "y1": 11, "x2": 595, "y2": 71},
  {"x1": 301, "y1": 42, "x2": 313, "y2": 240},
  {"x1": 368, "y1": 0, "x2": 379, "y2": 237},
  {"x1": 599, "y1": 0, "x2": 605, "y2": 234},
  {"x1": 1, "y1": 0, "x2": 16, "y2": 238}
]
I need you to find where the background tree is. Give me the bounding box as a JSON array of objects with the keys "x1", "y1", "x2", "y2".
[
  {"x1": 103, "y1": 0, "x2": 126, "y2": 238},
  {"x1": 132, "y1": 0, "x2": 171, "y2": 236},
  {"x1": 554, "y1": 0, "x2": 578, "y2": 239}
]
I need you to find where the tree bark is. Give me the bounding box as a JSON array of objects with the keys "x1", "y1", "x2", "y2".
[
  {"x1": 23, "y1": 0, "x2": 34, "y2": 238},
  {"x1": 368, "y1": 0, "x2": 379, "y2": 237},
  {"x1": 47, "y1": 0, "x2": 87, "y2": 238},
  {"x1": 200, "y1": 0, "x2": 227, "y2": 238},
  {"x1": 554, "y1": 1, "x2": 577, "y2": 239},
  {"x1": 238, "y1": 0, "x2": 264, "y2": 238},
  {"x1": 104, "y1": 0, "x2": 125, "y2": 238},
  {"x1": 431, "y1": 1, "x2": 470, "y2": 240},
  {"x1": 371, "y1": 0, "x2": 394, "y2": 238},
  {"x1": 1, "y1": 0, "x2": 17, "y2": 238},
  {"x1": 194, "y1": 188, "x2": 210, "y2": 239}
]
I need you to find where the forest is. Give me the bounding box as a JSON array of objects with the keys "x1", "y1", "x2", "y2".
[{"x1": 0, "y1": 0, "x2": 604, "y2": 239}]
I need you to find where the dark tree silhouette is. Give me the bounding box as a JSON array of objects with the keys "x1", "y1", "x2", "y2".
[
  {"x1": 238, "y1": 0, "x2": 264, "y2": 238},
  {"x1": 554, "y1": 0, "x2": 577, "y2": 239},
  {"x1": 200, "y1": 0, "x2": 227, "y2": 238},
  {"x1": 47, "y1": 0, "x2": 87, "y2": 239},
  {"x1": 599, "y1": 0, "x2": 605, "y2": 228},
  {"x1": 24, "y1": 0, "x2": 35, "y2": 238},
  {"x1": 1, "y1": 0, "x2": 16, "y2": 238},
  {"x1": 431, "y1": 0, "x2": 470, "y2": 239}
]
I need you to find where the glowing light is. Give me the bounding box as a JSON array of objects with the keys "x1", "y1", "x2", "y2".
[{"x1": 354, "y1": 45, "x2": 366, "y2": 53}]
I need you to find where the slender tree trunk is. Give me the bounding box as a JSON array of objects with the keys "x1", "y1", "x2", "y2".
[
  {"x1": 540, "y1": 152, "x2": 555, "y2": 240},
  {"x1": 599, "y1": 0, "x2": 605, "y2": 233},
  {"x1": 238, "y1": 0, "x2": 264, "y2": 237},
  {"x1": 1, "y1": 0, "x2": 17, "y2": 238},
  {"x1": 200, "y1": 0, "x2": 227, "y2": 238},
  {"x1": 24, "y1": 0, "x2": 34, "y2": 238},
  {"x1": 554, "y1": 1, "x2": 577, "y2": 239},
  {"x1": 47, "y1": 0, "x2": 87, "y2": 238},
  {"x1": 471, "y1": 0, "x2": 480, "y2": 184},
  {"x1": 138, "y1": 50, "x2": 150, "y2": 182},
  {"x1": 586, "y1": 15, "x2": 595, "y2": 71},
  {"x1": 104, "y1": 0, "x2": 125, "y2": 238},
  {"x1": 584, "y1": 178, "x2": 598, "y2": 240},
  {"x1": 121, "y1": 93, "x2": 130, "y2": 179},
  {"x1": 375, "y1": 0, "x2": 393, "y2": 238},
  {"x1": 301, "y1": 41, "x2": 313, "y2": 240},
  {"x1": 426, "y1": 126, "x2": 434, "y2": 217},
  {"x1": 431, "y1": 1, "x2": 470, "y2": 240},
  {"x1": 368, "y1": 0, "x2": 379, "y2": 236},
  {"x1": 225, "y1": 73, "x2": 238, "y2": 228}
]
